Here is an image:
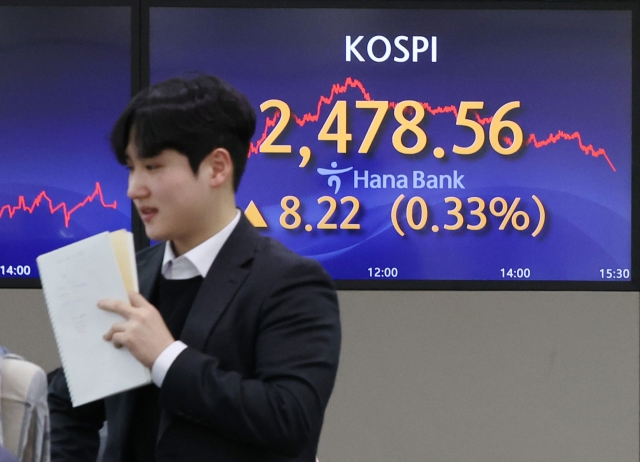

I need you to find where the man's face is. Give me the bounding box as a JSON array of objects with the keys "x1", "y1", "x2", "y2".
[{"x1": 125, "y1": 139, "x2": 214, "y2": 254}]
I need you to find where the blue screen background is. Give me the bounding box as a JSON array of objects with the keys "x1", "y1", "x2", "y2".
[
  {"x1": 0, "y1": 7, "x2": 131, "y2": 280},
  {"x1": 148, "y1": 8, "x2": 632, "y2": 282}
]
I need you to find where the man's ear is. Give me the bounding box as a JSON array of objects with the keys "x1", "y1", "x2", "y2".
[{"x1": 201, "y1": 148, "x2": 234, "y2": 188}]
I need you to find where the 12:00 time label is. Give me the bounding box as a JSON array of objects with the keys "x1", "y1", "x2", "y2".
[{"x1": 368, "y1": 267, "x2": 399, "y2": 278}]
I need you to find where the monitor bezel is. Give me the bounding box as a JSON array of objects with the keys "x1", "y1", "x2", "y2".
[
  {"x1": 143, "y1": 0, "x2": 639, "y2": 291},
  {"x1": 0, "y1": 0, "x2": 140, "y2": 289},
  {"x1": 1, "y1": 0, "x2": 636, "y2": 291}
]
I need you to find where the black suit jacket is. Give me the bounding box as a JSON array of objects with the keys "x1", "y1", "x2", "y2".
[{"x1": 49, "y1": 216, "x2": 341, "y2": 462}]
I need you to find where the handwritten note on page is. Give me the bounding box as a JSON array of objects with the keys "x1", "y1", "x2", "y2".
[{"x1": 37, "y1": 231, "x2": 150, "y2": 407}]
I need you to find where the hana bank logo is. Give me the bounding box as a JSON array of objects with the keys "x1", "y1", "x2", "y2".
[{"x1": 316, "y1": 162, "x2": 353, "y2": 195}]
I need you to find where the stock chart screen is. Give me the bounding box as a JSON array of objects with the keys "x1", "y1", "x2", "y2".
[
  {"x1": 0, "y1": 7, "x2": 131, "y2": 284},
  {"x1": 153, "y1": 7, "x2": 632, "y2": 284}
]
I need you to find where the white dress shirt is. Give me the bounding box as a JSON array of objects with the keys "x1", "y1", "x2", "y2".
[{"x1": 151, "y1": 210, "x2": 241, "y2": 387}]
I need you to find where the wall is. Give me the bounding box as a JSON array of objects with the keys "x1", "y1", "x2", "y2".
[
  {"x1": 320, "y1": 291, "x2": 638, "y2": 462},
  {"x1": 1, "y1": 289, "x2": 638, "y2": 461}
]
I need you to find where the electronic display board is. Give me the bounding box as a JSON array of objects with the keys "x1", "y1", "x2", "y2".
[
  {"x1": 150, "y1": 4, "x2": 636, "y2": 288},
  {"x1": 150, "y1": 5, "x2": 636, "y2": 288},
  {"x1": 0, "y1": 6, "x2": 132, "y2": 287}
]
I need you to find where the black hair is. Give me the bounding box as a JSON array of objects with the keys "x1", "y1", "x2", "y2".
[{"x1": 110, "y1": 74, "x2": 256, "y2": 191}]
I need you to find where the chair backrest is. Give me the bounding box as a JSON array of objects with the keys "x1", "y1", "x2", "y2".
[{"x1": 0, "y1": 349, "x2": 50, "y2": 462}]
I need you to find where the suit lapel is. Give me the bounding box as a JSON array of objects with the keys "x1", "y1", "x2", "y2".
[
  {"x1": 133, "y1": 219, "x2": 258, "y2": 351},
  {"x1": 106, "y1": 245, "x2": 163, "y2": 456},
  {"x1": 137, "y1": 244, "x2": 164, "y2": 299},
  {"x1": 180, "y1": 215, "x2": 257, "y2": 351},
  {"x1": 157, "y1": 216, "x2": 257, "y2": 440}
]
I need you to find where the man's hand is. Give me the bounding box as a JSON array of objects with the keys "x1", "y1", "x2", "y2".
[{"x1": 99, "y1": 291, "x2": 174, "y2": 369}]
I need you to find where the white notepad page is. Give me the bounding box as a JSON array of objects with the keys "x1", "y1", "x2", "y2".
[{"x1": 37, "y1": 231, "x2": 151, "y2": 407}]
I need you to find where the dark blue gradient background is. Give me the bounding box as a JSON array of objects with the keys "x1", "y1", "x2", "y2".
[
  {"x1": 0, "y1": 7, "x2": 131, "y2": 280},
  {"x1": 150, "y1": 8, "x2": 631, "y2": 282}
]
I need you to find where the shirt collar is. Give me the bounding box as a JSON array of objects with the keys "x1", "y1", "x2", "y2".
[{"x1": 161, "y1": 210, "x2": 241, "y2": 280}]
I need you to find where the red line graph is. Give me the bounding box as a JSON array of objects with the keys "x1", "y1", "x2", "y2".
[
  {"x1": 249, "y1": 77, "x2": 616, "y2": 172},
  {"x1": 0, "y1": 182, "x2": 117, "y2": 227}
]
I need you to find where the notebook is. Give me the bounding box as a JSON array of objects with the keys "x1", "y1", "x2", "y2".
[{"x1": 37, "y1": 230, "x2": 151, "y2": 407}]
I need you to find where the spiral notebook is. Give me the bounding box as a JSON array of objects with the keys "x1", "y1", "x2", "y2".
[{"x1": 37, "y1": 230, "x2": 151, "y2": 407}]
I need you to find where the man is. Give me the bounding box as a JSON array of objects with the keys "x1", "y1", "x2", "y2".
[{"x1": 48, "y1": 75, "x2": 341, "y2": 462}]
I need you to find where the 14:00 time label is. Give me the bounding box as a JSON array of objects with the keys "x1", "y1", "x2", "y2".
[{"x1": 0, "y1": 265, "x2": 31, "y2": 276}]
